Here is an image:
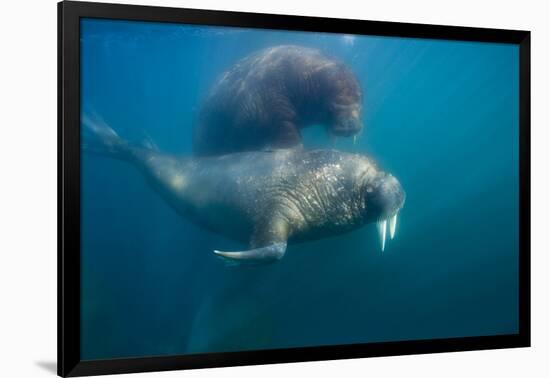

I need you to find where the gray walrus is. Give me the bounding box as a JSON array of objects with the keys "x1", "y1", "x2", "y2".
[
  {"x1": 193, "y1": 45, "x2": 364, "y2": 156},
  {"x1": 84, "y1": 115, "x2": 404, "y2": 264}
]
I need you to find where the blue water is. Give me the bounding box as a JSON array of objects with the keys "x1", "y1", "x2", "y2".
[{"x1": 80, "y1": 18, "x2": 519, "y2": 360}]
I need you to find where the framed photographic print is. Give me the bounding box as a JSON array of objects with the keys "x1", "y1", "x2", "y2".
[{"x1": 58, "y1": 1, "x2": 530, "y2": 376}]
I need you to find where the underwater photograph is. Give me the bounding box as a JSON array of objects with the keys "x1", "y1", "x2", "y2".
[{"x1": 80, "y1": 18, "x2": 519, "y2": 360}]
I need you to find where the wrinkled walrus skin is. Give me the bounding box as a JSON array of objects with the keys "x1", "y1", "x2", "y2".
[
  {"x1": 83, "y1": 115, "x2": 403, "y2": 265},
  {"x1": 193, "y1": 45, "x2": 364, "y2": 156}
]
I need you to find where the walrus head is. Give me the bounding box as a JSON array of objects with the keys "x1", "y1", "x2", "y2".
[
  {"x1": 324, "y1": 64, "x2": 364, "y2": 137},
  {"x1": 330, "y1": 102, "x2": 363, "y2": 137},
  {"x1": 360, "y1": 167, "x2": 406, "y2": 251}
]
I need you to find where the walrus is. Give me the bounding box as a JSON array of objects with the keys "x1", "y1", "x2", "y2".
[
  {"x1": 83, "y1": 115, "x2": 404, "y2": 264},
  {"x1": 193, "y1": 45, "x2": 364, "y2": 156}
]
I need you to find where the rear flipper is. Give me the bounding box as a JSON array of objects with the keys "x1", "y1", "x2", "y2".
[
  {"x1": 81, "y1": 112, "x2": 131, "y2": 160},
  {"x1": 213, "y1": 242, "x2": 287, "y2": 265}
]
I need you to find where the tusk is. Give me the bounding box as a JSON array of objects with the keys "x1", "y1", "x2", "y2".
[
  {"x1": 377, "y1": 219, "x2": 387, "y2": 252},
  {"x1": 389, "y1": 213, "x2": 397, "y2": 239}
]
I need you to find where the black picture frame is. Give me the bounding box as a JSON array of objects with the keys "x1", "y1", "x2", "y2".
[{"x1": 58, "y1": 1, "x2": 531, "y2": 376}]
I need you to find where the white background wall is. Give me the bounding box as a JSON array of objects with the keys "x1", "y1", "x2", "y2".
[{"x1": 0, "y1": 0, "x2": 548, "y2": 376}]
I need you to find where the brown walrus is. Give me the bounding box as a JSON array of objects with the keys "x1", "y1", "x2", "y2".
[{"x1": 193, "y1": 45, "x2": 363, "y2": 156}]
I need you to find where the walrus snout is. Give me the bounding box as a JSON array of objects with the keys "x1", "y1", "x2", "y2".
[
  {"x1": 364, "y1": 173, "x2": 405, "y2": 251},
  {"x1": 367, "y1": 173, "x2": 405, "y2": 218},
  {"x1": 331, "y1": 117, "x2": 363, "y2": 137}
]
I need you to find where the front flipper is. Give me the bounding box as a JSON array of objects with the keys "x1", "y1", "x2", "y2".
[
  {"x1": 214, "y1": 242, "x2": 287, "y2": 265},
  {"x1": 214, "y1": 215, "x2": 289, "y2": 265}
]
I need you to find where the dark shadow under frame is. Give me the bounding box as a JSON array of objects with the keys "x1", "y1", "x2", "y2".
[{"x1": 58, "y1": 1, "x2": 531, "y2": 376}]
